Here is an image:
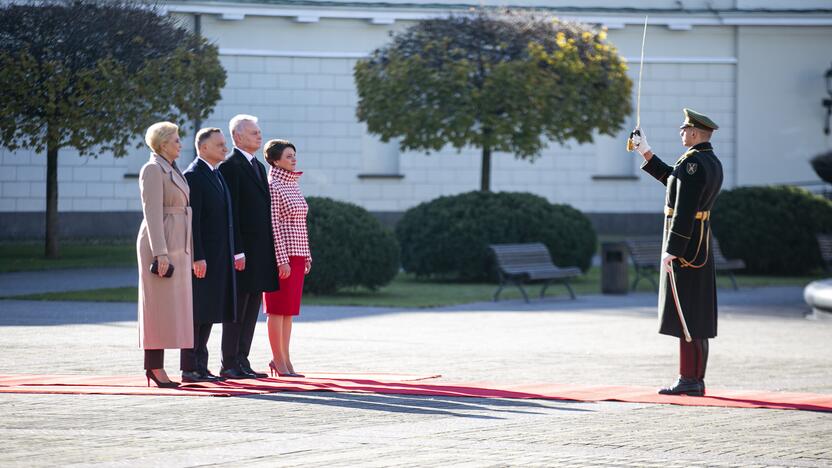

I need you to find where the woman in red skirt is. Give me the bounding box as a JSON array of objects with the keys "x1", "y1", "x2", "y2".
[{"x1": 262, "y1": 139, "x2": 311, "y2": 377}]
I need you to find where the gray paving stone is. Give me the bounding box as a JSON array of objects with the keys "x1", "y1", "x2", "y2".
[{"x1": 0, "y1": 283, "x2": 830, "y2": 466}]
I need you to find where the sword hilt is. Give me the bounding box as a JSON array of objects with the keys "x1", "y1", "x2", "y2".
[{"x1": 626, "y1": 129, "x2": 641, "y2": 152}]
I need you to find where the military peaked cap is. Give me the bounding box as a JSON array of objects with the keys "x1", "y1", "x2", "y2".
[{"x1": 679, "y1": 108, "x2": 718, "y2": 131}]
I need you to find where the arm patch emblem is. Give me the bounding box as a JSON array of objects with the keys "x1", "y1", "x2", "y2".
[{"x1": 686, "y1": 162, "x2": 698, "y2": 175}]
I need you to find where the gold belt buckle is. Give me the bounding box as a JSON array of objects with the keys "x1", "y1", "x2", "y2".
[{"x1": 664, "y1": 207, "x2": 710, "y2": 220}]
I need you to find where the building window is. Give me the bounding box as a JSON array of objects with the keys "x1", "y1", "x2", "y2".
[{"x1": 358, "y1": 127, "x2": 403, "y2": 180}]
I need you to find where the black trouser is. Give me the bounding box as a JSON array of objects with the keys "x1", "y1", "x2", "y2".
[
  {"x1": 679, "y1": 338, "x2": 709, "y2": 380},
  {"x1": 221, "y1": 290, "x2": 261, "y2": 370},
  {"x1": 180, "y1": 322, "x2": 214, "y2": 372},
  {"x1": 144, "y1": 349, "x2": 164, "y2": 370}
]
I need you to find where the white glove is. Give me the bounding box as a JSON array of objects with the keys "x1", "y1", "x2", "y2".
[{"x1": 630, "y1": 128, "x2": 651, "y2": 156}]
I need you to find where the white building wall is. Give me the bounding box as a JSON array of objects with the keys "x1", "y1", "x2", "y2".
[
  {"x1": 0, "y1": 145, "x2": 145, "y2": 213},
  {"x1": 193, "y1": 17, "x2": 740, "y2": 215},
  {"x1": 1, "y1": 2, "x2": 829, "y2": 224},
  {"x1": 736, "y1": 26, "x2": 832, "y2": 186}
]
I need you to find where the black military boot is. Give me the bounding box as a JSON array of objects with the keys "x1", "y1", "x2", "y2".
[{"x1": 658, "y1": 377, "x2": 704, "y2": 396}]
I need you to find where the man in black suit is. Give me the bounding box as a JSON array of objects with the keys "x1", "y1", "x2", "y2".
[
  {"x1": 218, "y1": 115, "x2": 282, "y2": 379},
  {"x1": 180, "y1": 128, "x2": 237, "y2": 383}
]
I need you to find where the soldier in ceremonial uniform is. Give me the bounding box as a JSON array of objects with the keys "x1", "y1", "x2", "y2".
[{"x1": 630, "y1": 108, "x2": 724, "y2": 396}]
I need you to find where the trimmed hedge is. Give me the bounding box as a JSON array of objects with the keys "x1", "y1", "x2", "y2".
[
  {"x1": 396, "y1": 191, "x2": 596, "y2": 281},
  {"x1": 304, "y1": 197, "x2": 400, "y2": 294},
  {"x1": 712, "y1": 185, "x2": 832, "y2": 275}
]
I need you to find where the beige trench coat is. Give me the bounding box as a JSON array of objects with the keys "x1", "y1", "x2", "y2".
[{"x1": 136, "y1": 153, "x2": 194, "y2": 350}]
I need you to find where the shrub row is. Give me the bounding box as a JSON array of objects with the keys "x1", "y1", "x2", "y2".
[
  {"x1": 305, "y1": 186, "x2": 829, "y2": 294},
  {"x1": 396, "y1": 191, "x2": 596, "y2": 281},
  {"x1": 712, "y1": 186, "x2": 832, "y2": 275},
  {"x1": 303, "y1": 197, "x2": 400, "y2": 294}
]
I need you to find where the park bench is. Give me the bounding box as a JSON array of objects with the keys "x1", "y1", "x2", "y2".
[
  {"x1": 489, "y1": 243, "x2": 581, "y2": 303},
  {"x1": 817, "y1": 234, "x2": 832, "y2": 271},
  {"x1": 625, "y1": 238, "x2": 662, "y2": 292},
  {"x1": 625, "y1": 237, "x2": 746, "y2": 292}
]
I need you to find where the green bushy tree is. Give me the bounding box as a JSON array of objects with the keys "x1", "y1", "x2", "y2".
[
  {"x1": 0, "y1": 0, "x2": 226, "y2": 257},
  {"x1": 355, "y1": 9, "x2": 632, "y2": 191}
]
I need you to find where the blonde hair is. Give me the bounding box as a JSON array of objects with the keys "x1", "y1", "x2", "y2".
[
  {"x1": 229, "y1": 114, "x2": 258, "y2": 137},
  {"x1": 145, "y1": 121, "x2": 179, "y2": 155}
]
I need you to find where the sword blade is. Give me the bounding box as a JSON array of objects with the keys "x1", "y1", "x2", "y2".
[{"x1": 635, "y1": 16, "x2": 648, "y2": 129}]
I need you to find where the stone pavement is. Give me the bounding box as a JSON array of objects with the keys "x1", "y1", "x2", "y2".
[{"x1": 1, "y1": 282, "x2": 831, "y2": 467}]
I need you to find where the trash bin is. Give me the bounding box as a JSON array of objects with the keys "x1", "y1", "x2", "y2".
[{"x1": 601, "y1": 242, "x2": 629, "y2": 294}]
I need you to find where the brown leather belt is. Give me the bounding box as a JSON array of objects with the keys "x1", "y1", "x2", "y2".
[{"x1": 664, "y1": 207, "x2": 710, "y2": 220}]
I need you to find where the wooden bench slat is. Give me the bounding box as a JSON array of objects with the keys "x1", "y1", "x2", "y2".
[
  {"x1": 817, "y1": 235, "x2": 832, "y2": 264},
  {"x1": 625, "y1": 236, "x2": 745, "y2": 291},
  {"x1": 711, "y1": 238, "x2": 746, "y2": 270},
  {"x1": 489, "y1": 242, "x2": 581, "y2": 302}
]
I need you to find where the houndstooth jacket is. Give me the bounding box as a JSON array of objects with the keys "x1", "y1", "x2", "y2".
[{"x1": 268, "y1": 166, "x2": 311, "y2": 266}]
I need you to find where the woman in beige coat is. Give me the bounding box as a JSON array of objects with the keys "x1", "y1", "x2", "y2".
[{"x1": 137, "y1": 121, "x2": 194, "y2": 388}]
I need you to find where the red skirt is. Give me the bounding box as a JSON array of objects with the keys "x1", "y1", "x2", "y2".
[{"x1": 263, "y1": 256, "x2": 306, "y2": 316}]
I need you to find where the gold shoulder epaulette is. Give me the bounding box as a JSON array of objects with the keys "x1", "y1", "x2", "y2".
[{"x1": 675, "y1": 148, "x2": 699, "y2": 165}]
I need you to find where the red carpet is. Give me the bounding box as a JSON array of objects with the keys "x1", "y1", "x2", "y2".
[{"x1": 1, "y1": 374, "x2": 830, "y2": 412}]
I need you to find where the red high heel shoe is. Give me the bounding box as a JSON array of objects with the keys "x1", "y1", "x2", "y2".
[
  {"x1": 286, "y1": 365, "x2": 305, "y2": 378},
  {"x1": 268, "y1": 360, "x2": 280, "y2": 377},
  {"x1": 268, "y1": 361, "x2": 304, "y2": 378}
]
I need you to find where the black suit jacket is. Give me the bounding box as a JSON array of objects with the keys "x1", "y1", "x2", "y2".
[
  {"x1": 218, "y1": 148, "x2": 279, "y2": 293},
  {"x1": 184, "y1": 158, "x2": 237, "y2": 324}
]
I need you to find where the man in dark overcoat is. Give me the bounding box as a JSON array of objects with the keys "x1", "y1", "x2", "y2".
[
  {"x1": 217, "y1": 115, "x2": 281, "y2": 379},
  {"x1": 180, "y1": 128, "x2": 237, "y2": 383},
  {"x1": 631, "y1": 108, "x2": 724, "y2": 396}
]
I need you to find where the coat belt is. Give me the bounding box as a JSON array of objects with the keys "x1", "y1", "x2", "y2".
[
  {"x1": 161, "y1": 206, "x2": 192, "y2": 255},
  {"x1": 664, "y1": 207, "x2": 710, "y2": 220},
  {"x1": 163, "y1": 206, "x2": 188, "y2": 214}
]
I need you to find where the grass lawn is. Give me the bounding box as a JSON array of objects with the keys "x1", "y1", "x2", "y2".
[
  {"x1": 0, "y1": 240, "x2": 136, "y2": 273},
  {"x1": 7, "y1": 268, "x2": 823, "y2": 308}
]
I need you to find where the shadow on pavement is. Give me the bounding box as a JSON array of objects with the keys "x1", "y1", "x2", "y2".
[{"x1": 243, "y1": 391, "x2": 593, "y2": 419}]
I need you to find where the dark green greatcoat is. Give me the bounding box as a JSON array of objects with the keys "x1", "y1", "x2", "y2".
[{"x1": 641, "y1": 142, "x2": 724, "y2": 339}]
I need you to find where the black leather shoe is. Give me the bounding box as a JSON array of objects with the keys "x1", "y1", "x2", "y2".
[
  {"x1": 202, "y1": 370, "x2": 224, "y2": 382},
  {"x1": 181, "y1": 370, "x2": 217, "y2": 383},
  {"x1": 240, "y1": 364, "x2": 268, "y2": 379},
  {"x1": 219, "y1": 367, "x2": 250, "y2": 379},
  {"x1": 658, "y1": 377, "x2": 705, "y2": 396}
]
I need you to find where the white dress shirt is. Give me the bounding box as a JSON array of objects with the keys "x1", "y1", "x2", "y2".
[{"x1": 197, "y1": 155, "x2": 219, "y2": 171}]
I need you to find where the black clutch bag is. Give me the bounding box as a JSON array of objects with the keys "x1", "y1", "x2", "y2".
[{"x1": 149, "y1": 259, "x2": 175, "y2": 278}]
